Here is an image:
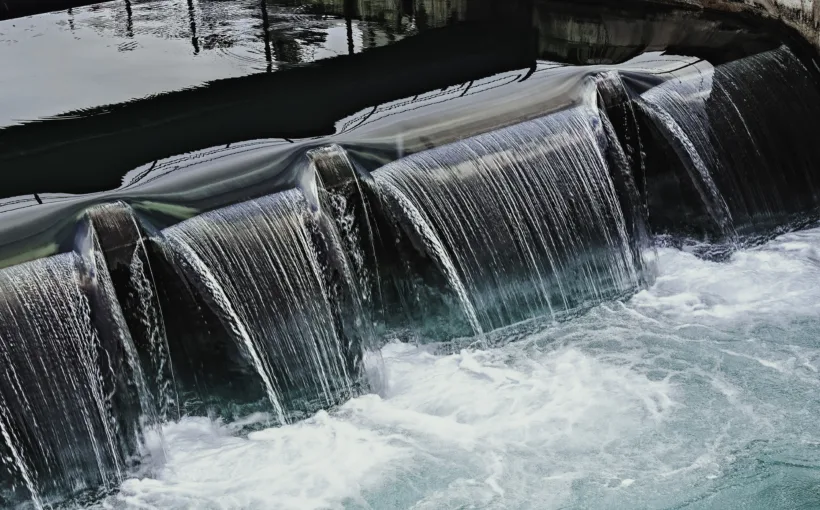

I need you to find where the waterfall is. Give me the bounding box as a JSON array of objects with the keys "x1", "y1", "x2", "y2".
[
  {"x1": 161, "y1": 235, "x2": 289, "y2": 424},
  {"x1": 370, "y1": 103, "x2": 644, "y2": 333},
  {"x1": 162, "y1": 189, "x2": 368, "y2": 423},
  {"x1": 88, "y1": 202, "x2": 179, "y2": 422},
  {"x1": 129, "y1": 246, "x2": 178, "y2": 421},
  {"x1": 0, "y1": 377, "x2": 43, "y2": 509},
  {"x1": 638, "y1": 92, "x2": 736, "y2": 238},
  {"x1": 707, "y1": 46, "x2": 820, "y2": 231},
  {"x1": 0, "y1": 251, "x2": 150, "y2": 505},
  {"x1": 4, "y1": 26, "x2": 820, "y2": 509},
  {"x1": 637, "y1": 46, "x2": 820, "y2": 242},
  {"x1": 309, "y1": 144, "x2": 381, "y2": 310},
  {"x1": 595, "y1": 70, "x2": 656, "y2": 282}
]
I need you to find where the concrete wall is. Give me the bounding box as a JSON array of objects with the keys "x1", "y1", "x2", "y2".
[{"x1": 669, "y1": 0, "x2": 820, "y2": 49}]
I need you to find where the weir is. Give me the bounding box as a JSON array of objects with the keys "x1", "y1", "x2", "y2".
[
  {"x1": 1, "y1": 1, "x2": 820, "y2": 506},
  {"x1": 89, "y1": 203, "x2": 179, "y2": 422},
  {"x1": 370, "y1": 101, "x2": 643, "y2": 334},
  {"x1": 0, "y1": 247, "x2": 155, "y2": 507},
  {"x1": 639, "y1": 46, "x2": 820, "y2": 244},
  {"x1": 162, "y1": 189, "x2": 369, "y2": 423}
]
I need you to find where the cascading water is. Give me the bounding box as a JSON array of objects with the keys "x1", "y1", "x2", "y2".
[
  {"x1": 370, "y1": 99, "x2": 645, "y2": 333},
  {"x1": 0, "y1": 249, "x2": 153, "y2": 507},
  {"x1": 129, "y1": 247, "x2": 178, "y2": 421},
  {"x1": 162, "y1": 188, "x2": 370, "y2": 423},
  {"x1": 89, "y1": 202, "x2": 179, "y2": 422},
  {"x1": 638, "y1": 74, "x2": 737, "y2": 239},
  {"x1": 638, "y1": 45, "x2": 820, "y2": 242},
  {"x1": 706, "y1": 46, "x2": 820, "y2": 230},
  {"x1": 309, "y1": 144, "x2": 381, "y2": 313}
]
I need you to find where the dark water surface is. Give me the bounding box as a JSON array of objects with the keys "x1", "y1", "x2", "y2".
[
  {"x1": 0, "y1": 0, "x2": 799, "y2": 270},
  {"x1": 0, "y1": 0, "x2": 440, "y2": 127},
  {"x1": 0, "y1": 0, "x2": 793, "y2": 200}
]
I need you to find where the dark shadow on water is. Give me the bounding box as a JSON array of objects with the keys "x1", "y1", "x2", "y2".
[
  {"x1": 0, "y1": 0, "x2": 113, "y2": 20},
  {"x1": 0, "y1": 0, "x2": 792, "y2": 199}
]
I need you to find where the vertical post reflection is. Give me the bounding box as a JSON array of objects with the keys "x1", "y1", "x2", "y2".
[
  {"x1": 261, "y1": 0, "x2": 273, "y2": 72},
  {"x1": 124, "y1": 0, "x2": 133, "y2": 38},
  {"x1": 187, "y1": 0, "x2": 200, "y2": 55},
  {"x1": 344, "y1": 0, "x2": 355, "y2": 55}
]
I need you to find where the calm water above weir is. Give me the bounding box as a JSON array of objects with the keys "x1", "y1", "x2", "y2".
[
  {"x1": 0, "y1": 0, "x2": 433, "y2": 127},
  {"x1": 0, "y1": 0, "x2": 789, "y2": 199},
  {"x1": 1, "y1": 0, "x2": 820, "y2": 508}
]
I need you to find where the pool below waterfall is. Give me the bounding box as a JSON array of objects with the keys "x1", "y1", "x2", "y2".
[{"x1": 92, "y1": 227, "x2": 820, "y2": 510}]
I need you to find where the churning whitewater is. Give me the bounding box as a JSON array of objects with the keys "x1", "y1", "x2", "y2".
[{"x1": 90, "y1": 227, "x2": 820, "y2": 510}]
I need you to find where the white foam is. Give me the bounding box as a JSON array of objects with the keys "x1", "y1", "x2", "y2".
[
  {"x1": 633, "y1": 229, "x2": 820, "y2": 321},
  {"x1": 98, "y1": 228, "x2": 820, "y2": 509},
  {"x1": 108, "y1": 412, "x2": 409, "y2": 510},
  {"x1": 100, "y1": 338, "x2": 674, "y2": 509}
]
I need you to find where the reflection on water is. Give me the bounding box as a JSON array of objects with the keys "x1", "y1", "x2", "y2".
[
  {"x1": 0, "y1": 0, "x2": 459, "y2": 127},
  {"x1": 0, "y1": 0, "x2": 781, "y2": 129},
  {"x1": 0, "y1": 0, "x2": 540, "y2": 129},
  {"x1": 0, "y1": 0, "x2": 551, "y2": 201},
  {"x1": 0, "y1": 0, "x2": 805, "y2": 270},
  {"x1": 0, "y1": 0, "x2": 787, "y2": 205}
]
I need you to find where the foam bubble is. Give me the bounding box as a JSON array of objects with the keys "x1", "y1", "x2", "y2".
[
  {"x1": 633, "y1": 229, "x2": 820, "y2": 322},
  {"x1": 105, "y1": 411, "x2": 410, "y2": 510},
  {"x1": 96, "y1": 228, "x2": 820, "y2": 509}
]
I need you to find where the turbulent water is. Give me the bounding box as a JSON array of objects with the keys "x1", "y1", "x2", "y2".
[{"x1": 84, "y1": 226, "x2": 820, "y2": 509}]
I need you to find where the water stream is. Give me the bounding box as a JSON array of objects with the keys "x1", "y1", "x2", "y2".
[
  {"x1": 94, "y1": 226, "x2": 820, "y2": 510},
  {"x1": 372, "y1": 103, "x2": 643, "y2": 332},
  {"x1": 162, "y1": 190, "x2": 368, "y2": 423}
]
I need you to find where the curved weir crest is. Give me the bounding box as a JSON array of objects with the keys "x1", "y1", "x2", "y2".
[
  {"x1": 162, "y1": 233, "x2": 288, "y2": 424},
  {"x1": 638, "y1": 99, "x2": 737, "y2": 238},
  {"x1": 162, "y1": 189, "x2": 364, "y2": 422},
  {"x1": 371, "y1": 100, "x2": 642, "y2": 332},
  {"x1": 87, "y1": 202, "x2": 180, "y2": 424},
  {"x1": 0, "y1": 252, "x2": 149, "y2": 503},
  {"x1": 83, "y1": 216, "x2": 168, "y2": 435},
  {"x1": 636, "y1": 46, "x2": 820, "y2": 244},
  {"x1": 128, "y1": 232, "x2": 179, "y2": 422}
]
